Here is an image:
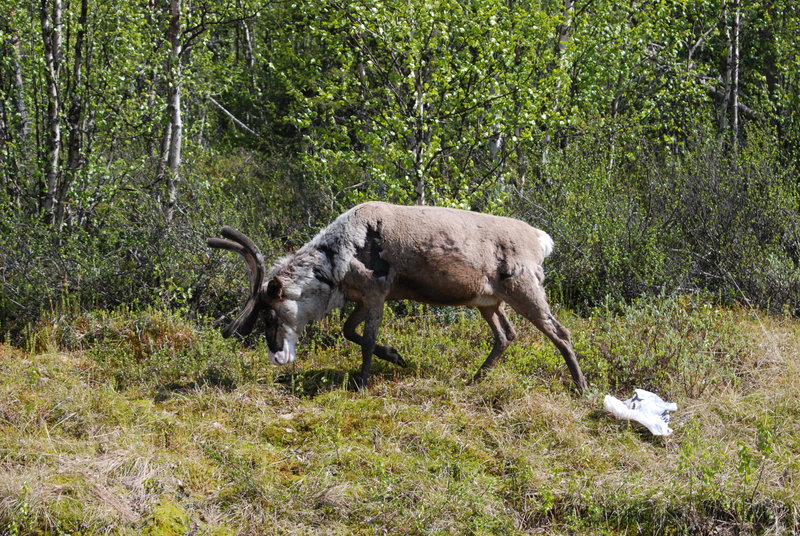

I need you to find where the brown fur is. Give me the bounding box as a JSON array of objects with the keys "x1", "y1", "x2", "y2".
[
  {"x1": 208, "y1": 202, "x2": 588, "y2": 392},
  {"x1": 342, "y1": 203, "x2": 548, "y2": 306}
]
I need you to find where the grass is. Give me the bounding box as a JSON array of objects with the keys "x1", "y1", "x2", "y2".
[{"x1": 1, "y1": 296, "x2": 798, "y2": 535}]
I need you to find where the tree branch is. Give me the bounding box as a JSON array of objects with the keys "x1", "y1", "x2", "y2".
[
  {"x1": 707, "y1": 87, "x2": 757, "y2": 119},
  {"x1": 208, "y1": 96, "x2": 257, "y2": 135}
]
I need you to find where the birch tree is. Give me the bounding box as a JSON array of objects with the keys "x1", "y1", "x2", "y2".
[
  {"x1": 59, "y1": 0, "x2": 88, "y2": 226},
  {"x1": 728, "y1": 0, "x2": 741, "y2": 146},
  {"x1": 41, "y1": 0, "x2": 62, "y2": 223},
  {"x1": 164, "y1": 0, "x2": 183, "y2": 223},
  {"x1": 0, "y1": 7, "x2": 31, "y2": 199},
  {"x1": 541, "y1": 0, "x2": 573, "y2": 165}
]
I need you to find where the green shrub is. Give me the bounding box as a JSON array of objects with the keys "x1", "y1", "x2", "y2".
[
  {"x1": 514, "y1": 123, "x2": 800, "y2": 315},
  {"x1": 575, "y1": 294, "x2": 752, "y2": 398},
  {"x1": 0, "y1": 149, "x2": 318, "y2": 341}
]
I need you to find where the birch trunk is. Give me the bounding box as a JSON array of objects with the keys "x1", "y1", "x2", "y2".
[
  {"x1": 41, "y1": 0, "x2": 63, "y2": 223},
  {"x1": 4, "y1": 27, "x2": 31, "y2": 198},
  {"x1": 511, "y1": 13, "x2": 528, "y2": 190},
  {"x1": 730, "y1": 0, "x2": 740, "y2": 146},
  {"x1": 155, "y1": 121, "x2": 172, "y2": 186},
  {"x1": 242, "y1": 20, "x2": 257, "y2": 88},
  {"x1": 720, "y1": 0, "x2": 741, "y2": 146},
  {"x1": 164, "y1": 0, "x2": 183, "y2": 223},
  {"x1": 0, "y1": 99, "x2": 7, "y2": 190},
  {"x1": 542, "y1": 0, "x2": 573, "y2": 166},
  {"x1": 59, "y1": 0, "x2": 89, "y2": 226},
  {"x1": 9, "y1": 33, "x2": 30, "y2": 140},
  {"x1": 412, "y1": 65, "x2": 426, "y2": 206}
]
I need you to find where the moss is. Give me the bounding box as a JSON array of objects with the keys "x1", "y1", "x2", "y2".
[
  {"x1": 1, "y1": 301, "x2": 799, "y2": 534},
  {"x1": 143, "y1": 498, "x2": 190, "y2": 536}
]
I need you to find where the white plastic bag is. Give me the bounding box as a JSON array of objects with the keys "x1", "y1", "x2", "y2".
[{"x1": 603, "y1": 389, "x2": 677, "y2": 436}]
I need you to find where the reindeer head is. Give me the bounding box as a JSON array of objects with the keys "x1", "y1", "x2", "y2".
[{"x1": 207, "y1": 227, "x2": 299, "y2": 366}]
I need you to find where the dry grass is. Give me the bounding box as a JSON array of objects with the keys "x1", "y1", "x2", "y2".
[{"x1": 0, "y1": 297, "x2": 798, "y2": 534}]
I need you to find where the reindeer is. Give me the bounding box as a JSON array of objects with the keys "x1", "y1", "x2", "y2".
[{"x1": 207, "y1": 202, "x2": 588, "y2": 392}]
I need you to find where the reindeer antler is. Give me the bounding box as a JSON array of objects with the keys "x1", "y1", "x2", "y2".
[{"x1": 207, "y1": 226, "x2": 267, "y2": 338}]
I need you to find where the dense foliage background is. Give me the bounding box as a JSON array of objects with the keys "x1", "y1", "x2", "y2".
[{"x1": 1, "y1": 0, "x2": 799, "y2": 332}]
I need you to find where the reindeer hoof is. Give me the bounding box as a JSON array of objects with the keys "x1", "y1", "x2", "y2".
[
  {"x1": 353, "y1": 374, "x2": 370, "y2": 391},
  {"x1": 377, "y1": 346, "x2": 407, "y2": 367},
  {"x1": 470, "y1": 367, "x2": 488, "y2": 384},
  {"x1": 387, "y1": 348, "x2": 407, "y2": 367}
]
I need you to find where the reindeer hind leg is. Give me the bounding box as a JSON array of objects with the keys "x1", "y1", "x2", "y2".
[{"x1": 504, "y1": 275, "x2": 588, "y2": 392}]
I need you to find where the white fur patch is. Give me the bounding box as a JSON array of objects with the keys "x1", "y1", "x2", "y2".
[
  {"x1": 540, "y1": 231, "x2": 554, "y2": 258},
  {"x1": 269, "y1": 331, "x2": 297, "y2": 365}
]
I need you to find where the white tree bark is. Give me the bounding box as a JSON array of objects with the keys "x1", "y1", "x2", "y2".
[
  {"x1": 731, "y1": 0, "x2": 741, "y2": 145},
  {"x1": 412, "y1": 64, "x2": 426, "y2": 206},
  {"x1": 41, "y1": 0, "x2": 62, "y2": 222},
  {"x1": 542, "y1": 0, "x2": 574, "y2": 166},
  {"x1": 241, "y1": 20, "x2": 257, "y2": 88},
  {"x1": 165, "y1": 0, "x2": 183, "y2": 223},
  {"x1": 9, "y1": 33, "x2": 30, "y2": 140}
]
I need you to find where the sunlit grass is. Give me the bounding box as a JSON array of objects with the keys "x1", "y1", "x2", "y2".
[{"x1": 1, "y1": 296, "x2": 798, "y2": 534}]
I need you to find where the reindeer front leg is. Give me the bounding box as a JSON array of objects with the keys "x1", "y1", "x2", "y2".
[
  {"x1": 343, "y1": 303, "x2": 407, "y2": 367},
  {"x1": 342, "y1": 260, "x2": 394, "y2": 389},
  {"x1": 354, "y1": 301, "x2": 384, "y2": 390}
]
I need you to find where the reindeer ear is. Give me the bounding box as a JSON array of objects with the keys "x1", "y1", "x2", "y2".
[{"x1": 265, "y1": 277, "x2": 284, "y2": 300}]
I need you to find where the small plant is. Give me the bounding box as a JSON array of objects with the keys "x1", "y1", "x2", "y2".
[
  {"x1": 575, "y1": 294, "x2": 750, "y2": 397},
  {"x1": 6, "y1": 482, "x2": 33, "y2": 536},
  {"x1": 735, "y1": 417, "x2": 776, "y2": 525}
]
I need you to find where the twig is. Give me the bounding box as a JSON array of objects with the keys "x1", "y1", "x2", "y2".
[{"x1": 208, "y1": 95, "x2": 257, "y2": 135}]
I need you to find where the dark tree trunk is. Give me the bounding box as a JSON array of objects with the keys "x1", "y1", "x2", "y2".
[{"x1": 59, "y1": 0, "x2": 89, "y2": 226}]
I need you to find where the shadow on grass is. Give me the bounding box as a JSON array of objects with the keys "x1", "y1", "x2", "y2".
[
  {"x1": 154, "y1": 365, "x2": 238, "y2": 402},
  {"x1": 274, "y1": 361, "x2": 413, "y2": 397},
  {"x1": 275, "y1": 368, "x2": 350, "y2": 397}
]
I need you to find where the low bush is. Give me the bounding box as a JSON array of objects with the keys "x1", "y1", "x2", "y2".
[{"x1": 515, "y1": 123, "x2": 800, "y2": 315}]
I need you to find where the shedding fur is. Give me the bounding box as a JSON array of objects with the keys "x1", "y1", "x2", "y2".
[{"x1": 208, "y1": 202, "x2": 588, "y2": 392}]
